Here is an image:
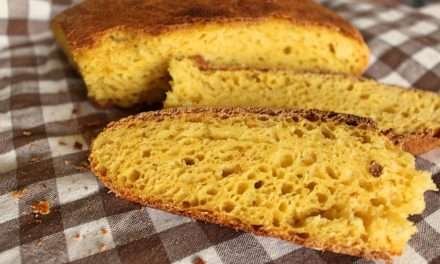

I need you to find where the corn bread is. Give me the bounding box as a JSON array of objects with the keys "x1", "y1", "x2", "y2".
[
  {"x1": 51, "y1": 0, "x2": 369, "y2": 107},
  {"x1": 166, "y1": 57, "x2": 440, "y2": 154},
  {"x1": 89, "y1": 107, "x2": 435, "y2": 261}
]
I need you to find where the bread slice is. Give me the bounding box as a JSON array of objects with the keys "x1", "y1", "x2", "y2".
[
  {"x1": 166, "y1": 57, "x2": 440, "y2": 155},
  {"x1": 89, "y1": 107, "x2": 435, "y2": 261},
  {"x1": 51, "y1": 0, "x2": 369, "y2": 108}
]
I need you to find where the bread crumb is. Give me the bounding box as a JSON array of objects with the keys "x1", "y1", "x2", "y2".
[
  {"x1": 30, "y1": 156, "x2": 40, "y2": 163},
  {"x1": 73, "y1": 161, "x2": 89, "y2": 172},
  {"x1": 36, "y1": 239, "x2": 43, "y2": 246},
  {"x1": 11, "y1": 188, "x2": 26, "y2": 199},
  {"x1": 192, "y1": 256, "x2": 206, "y2": 264},
  {"x1": 58, "y1": 140, "x2": 67, "y2": 146},
  {"x1": 369, "y1": 161, "x2": 383, "y2": 177},
  {"x1": 31, "y1": 201, "x2": 51, "y2": 215},
  {"x1": 73, "y1": 233, "x2": 81, "y2": 240},
  {"x1": 100, "y1": 228, "x2": 108, "y2": 235},
  {"x1": 74, "y1": 141, "x2": 83, "y2": 150},
  {"x1": 99, "y1": 244, "x2": 107, "y2": 252},
  {"x1": 22, "y1": 131, "x2": 32, "y2": 136}
]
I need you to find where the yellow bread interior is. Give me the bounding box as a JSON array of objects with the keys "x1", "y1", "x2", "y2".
[
  {"x1": 166, "y1": 58, "x2": 440, "y2": 136},
  {"x1": 52, "y1": 19, "x2": 368, "y2": 107},
  {"x1": 90, "y1": 108, "x2": 435, "y2": 260}
]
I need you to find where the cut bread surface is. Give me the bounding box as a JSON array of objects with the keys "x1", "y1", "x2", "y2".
[
  {"x1": 166, "y1": 58, "x2": 440, "y2": 154},
  {"x1": 51, "y1": 0, "x2": 368, "y2": 107},
  {"x1": 90, "y1": 107, "x2": 435, "y2": 261}
]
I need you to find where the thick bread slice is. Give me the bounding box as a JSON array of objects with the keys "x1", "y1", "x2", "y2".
[
  {"x1": 51, "y1": 0, "x2": 369, "y2": 107},
  {"x1": 166, "y1": 57, "x2": 440, "y2": 154},
  {"x1": 89, "y1": 107, "x2": 435, "y2": 261}
]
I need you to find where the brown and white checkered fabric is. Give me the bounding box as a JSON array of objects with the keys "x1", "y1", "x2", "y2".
[{"x1": 0, "y1": 0, "x2": 439, "y2": 263}]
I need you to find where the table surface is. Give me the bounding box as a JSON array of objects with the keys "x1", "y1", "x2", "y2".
[{"x1": 0, "y1": 0, "x2": 439, "y2": 264}]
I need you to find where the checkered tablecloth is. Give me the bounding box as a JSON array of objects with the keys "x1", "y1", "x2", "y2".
[{"x1": 0, "y1": 0, "x2": 439, "y2": 263}]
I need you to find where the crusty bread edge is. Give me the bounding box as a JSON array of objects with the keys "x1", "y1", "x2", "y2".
[
  {"x1": 89, "y1": 107, "x2": 397, "y2": 262},
  {"x1": 178, "y1": 56, "x2": 440, "y2": 155},
  {"x1": 51, "y1": 4, "x2": 368, "y2": 58},
  {"x1": 385, "y1": 130, "x2": 440, "y2": 156}
]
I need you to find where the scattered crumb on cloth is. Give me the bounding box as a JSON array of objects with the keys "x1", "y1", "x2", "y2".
[
  {"x1": 22, "y1": 131, "x2": 32, "y2": 136},
  {"x1": 11, "y1": 188, "x2": 26, "y2": 199},
  {"x1": 31, "y1": 201, "x2": 51, "y2": 215},
  {"x1": 74, "y1": 141, "x2": 83, "y2": 150},
  {"x1": 193, "y1": 256, "x2": 206, "y2": 264}
]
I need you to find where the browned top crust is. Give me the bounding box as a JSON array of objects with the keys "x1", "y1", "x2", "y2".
[
  {"x1": 105, "y1": 107, "x2": 377, "y2": 132},
  {"x1": 52, "y1": 0, "x2": 364, "y2": 51}
]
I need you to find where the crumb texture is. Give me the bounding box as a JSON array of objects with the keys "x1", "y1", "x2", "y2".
[
  {"x1": 52, "y1": 0, "x2": 368, "y2": 107},
  {"x1": 90, "y1": 108, "x2": 435, "y2": 259},
  {"x1": 167, "y1": 58, "x2": 440, "y2": 136}
]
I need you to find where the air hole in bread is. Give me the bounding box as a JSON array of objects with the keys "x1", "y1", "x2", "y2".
[
  {"x1": 129, "y1": 169, "x2": 141, "y2": 182},
  {"x1": 281, "y1": 183, "x2": 294, "y2": 195},
  {"x1": 183, "y1": 157, "x2": 195, "y2": 166},
  {"x1": 302, "y1": 152, "x2": 317, "y2": 166},
  {"x1": 370, "y1": 198, "x2": 385, "y2": 206},
  {"x1": 196, "y1": 154, "x2": 205, "y2": 161},
  {"x1": 273, "y1": 216, "x2": 281, "y2": 227},
  {"x1": 222, "y1": 165, "x2": 240, "y2": 177},
  {"x1": 258, "y1": 165, "x2": 269, "y2": 173},
  {"x1": 293, "y1": 128, "x2": 304, "y2": 138},
  {"x1": 321, "y1": 127, "x2": 336, "y2": 139},
  {"x1": 206, "y1": 188, "x2": 217, "y2": 196},
  {"x1": 360, "y1": 94, "x2": 369, "y2": 100},
  {"x1": 326, "y1": 167, "x2": 338, "y2": 179},
  {"x1": 278, "y1": 202, "x2": 288, "y2": 212},
  {"x1": 383, "y1": 106, "x2": 397, "y2": 114},
  {"x1": 329, "y1": 43, "x2": 336, "y2": 54},
  {"x1": 142, "y1": 149, "x2": 151, "y2": 158},
  {"x1": 252, "y1": 197, "x2": 262, "y2": 207},
  {"x1": 247, "y1": 172, "x2": 256, "y2": 180},
  {"x1": 236, "y1": 182, "x2": 248, "y2": 195},
  {"x1": 283, "y1": 46, "x2": 292, "y2": 55},
  {"x1": 306, "y1": 182, "x2": 317, "y2": 192},
  {"x1": 223, "y1": 201, "x2": 235, "y2": 213},
  {"x1": 254, "y1": 180, "x2": 264, "y2": 189},
  {"x1": 317, "y1": 193, "x2": 328, "y2": 204},
  {"x1": 280, "y1": 154, "x2": 294, "y2": 168}
]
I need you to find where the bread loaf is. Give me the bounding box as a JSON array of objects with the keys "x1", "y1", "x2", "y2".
[
  {"x1": 166, "y1": 57, "x2": 440, "y2": 154},
  {"x1": 52, "y1": 0, "x2": 369, "y2": 107},
  {"x1": 89, "y1": 107, "x2": 435, "y2": 261}
]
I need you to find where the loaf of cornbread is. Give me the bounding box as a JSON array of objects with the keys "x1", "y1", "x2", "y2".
[
  {"x1": 166, "y1": 57, "x2": 440, "y2": 154},
  {"x1": 51, "y1": 0, "x2": 369, "y2": 107},
  {"x1": 90, "y1": 107, "x2": 435, "y2": 261}
]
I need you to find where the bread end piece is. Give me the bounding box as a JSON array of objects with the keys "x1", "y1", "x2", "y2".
[{"x1": 51, "y1": 0, "x2": 369, "y2": 107}]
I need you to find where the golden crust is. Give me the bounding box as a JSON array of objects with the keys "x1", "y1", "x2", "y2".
[
  {"x1": 89, "y1": 107, "x2": 396, "y2": 261},
  {"x1": 385, "y1": 129, "x2": 440, "y2": 155},
  {"x1": 51, "y1": 0, "x2": 366, "y2": 52},
  {"x1": 102, "y1": 107, "x2": 377, "y2": 132}
]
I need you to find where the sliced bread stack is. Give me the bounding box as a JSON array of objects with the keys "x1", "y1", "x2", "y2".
[{"x1": 166, "y1": 57, "x2": 440, "y2": 155}]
